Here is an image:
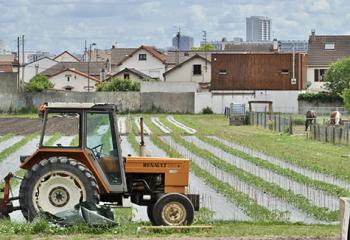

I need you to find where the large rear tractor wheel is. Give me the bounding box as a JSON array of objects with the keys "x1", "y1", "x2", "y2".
[
  {"x1": 152, "y1": 193, "x2": 194, "y2": 226},
  {"x1": 19, "y1": 157, "x2": 100, "y2": 221}
]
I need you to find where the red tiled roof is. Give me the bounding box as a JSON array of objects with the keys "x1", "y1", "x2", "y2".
[
  {"x1": 48, "y1": 68, "x2": 100, "y2": 82},
  {"x1": 116, "y1": 45, "x2": 166, "y2": 66}
]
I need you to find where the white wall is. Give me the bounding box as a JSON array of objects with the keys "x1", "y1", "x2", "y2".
[
  {"x1": 55, "y1": 53, "x2": 79, "y2": 62},
  {"x1": 49, "y1": 71, "x2": 97, "y2": 92},
  {"x1": 307, "y1": 67, "x2": 327, "y2": 92},
  {"x1": 141, "y1": 82, "x2": 198, "y2": 93},
  {"x1": 165, "y1": 58, "x2": 211, "y2": 83},
  {"x1": 113, "y1": 72, "x2": 143, "y2": 81},
  {"x1": 113, "y1": 49, "x2": 165, "y2": 80},
  {"x1": 195, "y1": 90, "x2": 301, "y2": 114},
  {"x1": 23, "y1": 58, "x2": 57, "y2": 82}
]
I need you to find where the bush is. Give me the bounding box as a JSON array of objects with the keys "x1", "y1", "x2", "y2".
[
  {"x1": 342, "y1": 88, "x2": 350, "y2": 111},
  {"x1": 202, "y1": 106, "x2": 213, "y2": 114},
  {"x1": 324, "y1": 57, "x2": 350, "y2": 94},
  {"x1": 297, "y1": 92, "x2": 343, "y2": 103},
  {"x1": 26, "y1": 75, "x2": 54, "y2": 92},
  {"x1": 96, "y1": 78, "x2": 140, "y2": 92}
]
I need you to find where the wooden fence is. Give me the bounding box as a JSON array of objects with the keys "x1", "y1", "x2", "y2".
[
  {"x1": 309, "y1": 123, "x2": 350, "y2": 145},
  {"x1": 247, "y1": 112, "x2": 293, "y2": 134}
]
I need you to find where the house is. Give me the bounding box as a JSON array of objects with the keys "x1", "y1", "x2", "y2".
[
  {"x1": 41, "y1": 62, "x2": 106, "y2": 80},
  {"x1": 0, "y1": 54, "x2": 18, "y2": 72},
  {"x1": 107, "y1": 68, "x2": 154, "y2": 81},
  {"x1": 211, "y1": 53, "x2": 307, "y2": 91},
  {"x1": 307, "y1": 31, "x2": 350, "y2": 92},
  {"x1": 111, "y1": 45, "x2": 166, "y2": 80},
  {"x1": 163, "y1": 54, "x2": 211, "y2": 90},
  {"x1": 48, "y1": 68, "x2": 99, "y2": 92},
  {"x1": 23, "y1": 57, "x2": 58, "y2": 82},
  {"x1": 54, "y1": 51, "x2": 81, "y2": 62}
]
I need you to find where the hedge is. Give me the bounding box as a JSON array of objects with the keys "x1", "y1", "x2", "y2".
[{"x1": 297, "y1": 92, "x2": 343, "y2": 103}]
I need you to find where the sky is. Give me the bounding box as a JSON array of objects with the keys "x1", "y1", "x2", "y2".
[{"x1": 0, "y1": 0, "x2": 349, "y2": 54}]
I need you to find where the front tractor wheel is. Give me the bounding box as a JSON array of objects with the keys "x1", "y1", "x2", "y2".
[
  {"x1": 152, "y1": 193, "x2": 194, "y2": 226},
  {"x1": 19, "y1": 157, "x2": 100, "y2": 221}
]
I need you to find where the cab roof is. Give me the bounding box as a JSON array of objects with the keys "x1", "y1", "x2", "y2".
[{"x1": 46, "y1": 102, "x2": 115, "y2": 110}]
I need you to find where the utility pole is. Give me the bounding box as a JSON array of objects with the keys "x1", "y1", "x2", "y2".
[
  {"x1": 84, "y1": 40, "x2": 87, "y2": 62},
  {"x1": 202, "y1": 30, "x2": 207, "y2": 72},
  {"x1": 88, "y1": 43, "x2": 96, "y2": 92},
  {"x1": 17, "y1": 37, "x2": 20, "y2": 90},
  {"x1": 175, "y1": 27, "x2": 181, "y2": 65},
  {"x1": 21, "y1": 35, "x2": 24, "y2": 87}
]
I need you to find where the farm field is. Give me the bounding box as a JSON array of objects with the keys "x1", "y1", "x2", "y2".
[{"x1": 0, "y1": 113, "x2": 346, "y2": 238}]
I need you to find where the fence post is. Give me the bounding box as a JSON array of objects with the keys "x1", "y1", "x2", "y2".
[
  {"x1": 278, "y1": 113, "x2": 281, "y2": 132},
  {"x1": 274, "y1": 115, "x2": 277, "y2": 131},
  {"x1": 339, "y1": 127, "x2": 343, "y2": 144},
  {"x1": 289, "y1": 115, "x2": 293, "y2": 135},
  {"x1": 325, "y1": 126, "x2": 328, "y2": 143},
  {"x1": 333, "y1": 127, "x2": 336, "y2": 144}
]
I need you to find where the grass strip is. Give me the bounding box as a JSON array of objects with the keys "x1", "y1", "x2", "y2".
[
  {"x1": 69, "y1": 135, "x2": 79, "y2": 147},
  {"x1": 174, "y1": 134, "x2": 338, "y2": 221},
  {"x1": 0, "y1": 133, "x2": 15, "y2": 143},
  {"x1": 200, "y1": 135, "x2": 350, "y2": 197},
  {"x1": 126, "y1": 115, "x2": 141, "y2": 154},
  {"x1": 0, "y1": 133, "x2": 39, "y2": 163},
  {"x1": 43, "y1": 133, "x2": 62, "y2": 147}
]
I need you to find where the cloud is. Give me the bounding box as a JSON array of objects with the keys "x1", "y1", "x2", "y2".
[{"x1": 0, "y1": 0, "x2": 349, "y2": 53}]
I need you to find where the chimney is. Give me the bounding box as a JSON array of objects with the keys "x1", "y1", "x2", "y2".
[{"x1": 311, "y1": 29, "x2": 316, "y2": 41}]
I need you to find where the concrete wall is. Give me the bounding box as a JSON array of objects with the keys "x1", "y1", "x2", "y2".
[
  {"x1": 165, "y1": 58, "x2": 211, "y2": 83},
  {"x1": 141, "y1": 92, "x2": 195, "y2": 113},
  {"x1": 195, "y1": 90, "x2": 300, "y2": 113},
  {"x1": 141, "y1": 82, "x2": 198, "y2": 93},
  {"x1": 298, "y1": 100, "x2": 344, "y2": 114},
  {"x1": 0, "y1": 73, "x2": 18, "y2": 94}
]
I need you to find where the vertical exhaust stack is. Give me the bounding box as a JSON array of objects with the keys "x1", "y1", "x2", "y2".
[{"x1": 139, "y1": 117, "x2": 145, "y2": 156}]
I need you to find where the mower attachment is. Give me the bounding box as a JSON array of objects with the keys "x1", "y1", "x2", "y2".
[{"x1": 0, "y1": 173, "x2": 21, "y2": 220}]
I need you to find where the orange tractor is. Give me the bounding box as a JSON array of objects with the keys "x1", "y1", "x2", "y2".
[{"x1": 0, "y1": 103, "x2": 199, "y2": 226}]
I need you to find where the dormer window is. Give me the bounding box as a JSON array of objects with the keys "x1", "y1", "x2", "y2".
[
  {"x1": 139, "y1": 54, "x2": 147, "y2": 61},
  {"x1": 324, "y1": 43, "x2": 335, "y2": 50}
]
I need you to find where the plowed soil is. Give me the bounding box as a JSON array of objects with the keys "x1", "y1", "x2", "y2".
[{"x1": 0, "y1": 117, "x2": 78, "y2": 135}]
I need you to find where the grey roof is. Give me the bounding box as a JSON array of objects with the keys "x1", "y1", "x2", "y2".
[
  {"x1": 41, "y1": 62, "x2": 106, "y2": 77},
  {"x1": 308, "y1": 35, "x2": 350, "y2": 66},
  {"x1": 223, "y1": 42, "x2": 274, "y2": 52},
  {"x1": 110, "y1": 67, "x2": 153, "y2": 80},
  {"x1": 110, "y1": 48, "x2": 137, "y2": 65},
  {"x1": 165, "y1": 51, "x2": 212, "y2": 66}
]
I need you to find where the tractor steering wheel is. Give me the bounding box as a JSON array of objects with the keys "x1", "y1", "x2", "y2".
[{"x1": 91, "y1": 144, "x2": 103, "y2": 158}]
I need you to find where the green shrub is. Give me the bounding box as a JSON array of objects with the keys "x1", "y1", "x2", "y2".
[
  {"x1": 97, "y1": 78, "x2": 140, "y2": 92},
  {"x1": 297, "y1": 92, "x2": 343, "y2": 103},
  {"x1": 202, "y1": 106, "x2": 213, "y2": 114},
  {"x1": 324, "y1": 57, "x2": 350, "y2": 94},
  {"x1": 26, "y1": 75, "x2": 54, "y2": 92}
]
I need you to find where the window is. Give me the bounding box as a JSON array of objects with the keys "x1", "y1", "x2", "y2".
[
  {"x1": 124, "y1": 73, "x2": 130, "y2": 79},
  {"x1": 324, "y1": 43, "x2": 335, "y2": 50},
  {"x1": 42, "y1": 112, "x2": 80, "y2": 147},
  {"x1": 139, "y1": 54, "x2": 147, "y2": 61},
  {"x1": 86, "y1": 112, "x2": 121, "y2": 184},
  {"x1": 314, "y1": 69, "x2": 327, "y2": 82},
  {"x1": 65, "y1": 74, "x2": 72, "y2": 82},
  {"x1": 281, "y1": 69, "x2": 289, "y2": 75},
  {"x1": 193, "y1": 64, "x2": 202, "y2": 75},
  {"x1": 219, "y1": 69, "x2": 227, "y2": 75}
]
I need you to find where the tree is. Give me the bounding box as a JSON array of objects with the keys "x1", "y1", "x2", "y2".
[
  {"x1": 342, "y1": 88, "x2": 350, "y2": 111},
  {"x1": 96, "y1": 77, "x2": 140, "y2": 92},
  {"x1": 26, "y1": 74, "x2": 54, "y2": 92},
  {"x1": 324, "y1": 57, "x2": 350, "y2": 95},
  {"x1": 191, "y1": 43, "x2": 215, "y2": 51}
]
